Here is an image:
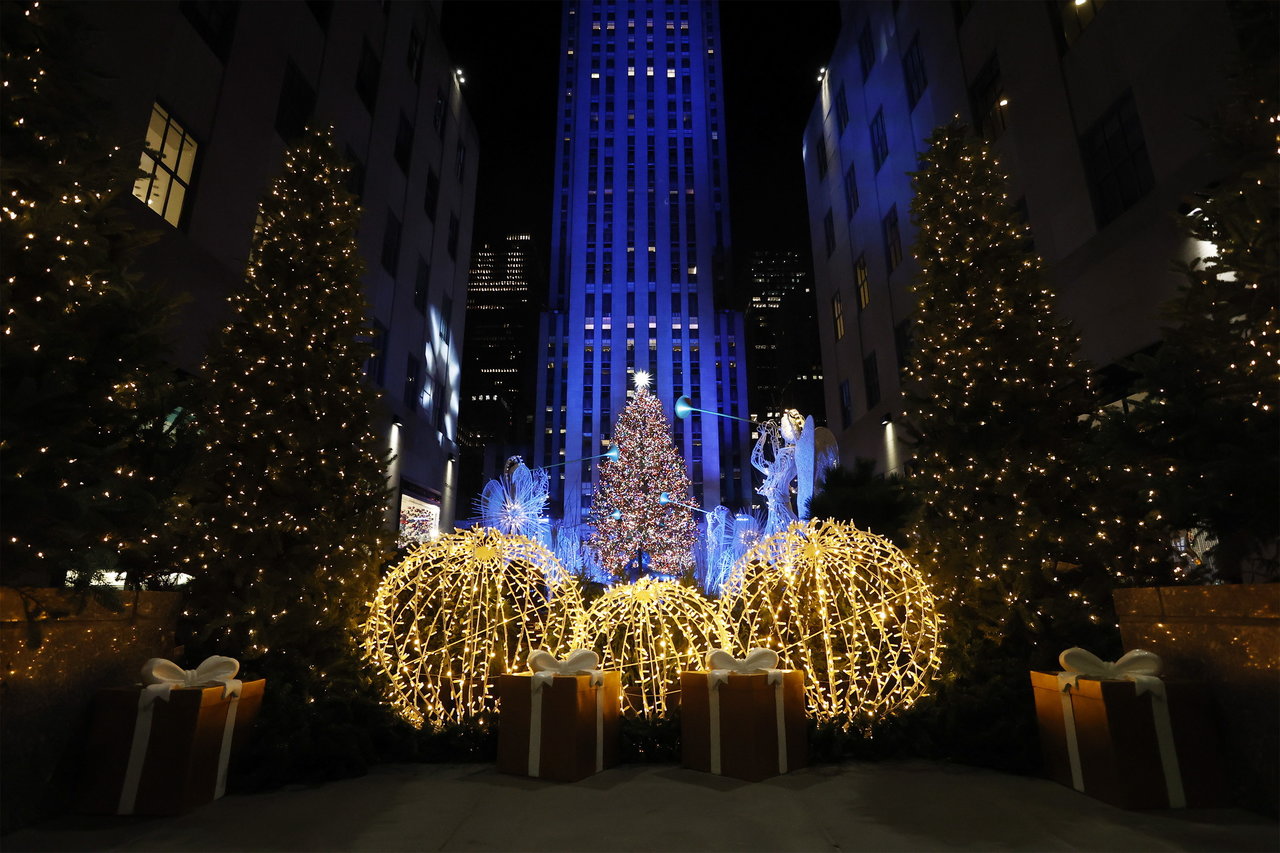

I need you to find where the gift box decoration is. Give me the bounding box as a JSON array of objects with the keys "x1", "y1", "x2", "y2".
[
  {"x1": 80, "y1": 655, "x2": 265, "y2": 815},
  {"x1": 1030, "y1": 646, "x2": 1224, "y2": 810},
  {"x1": 497, "y1": 649, "x2": 621, "y2": 782},
  {"x1": 681, "y1": 648, "x2": 808, "y2": 782}
]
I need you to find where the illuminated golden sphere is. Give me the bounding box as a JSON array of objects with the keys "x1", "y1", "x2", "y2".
[
  {"x1": 578, "y1": 577, "x2": 728, "y2": 715},
  {"x1": 720, "y1": 519, "x2": 942, "y2": 723},
  {"x1": 363, "y1": 527, "x2": 583, "y2": 728}
]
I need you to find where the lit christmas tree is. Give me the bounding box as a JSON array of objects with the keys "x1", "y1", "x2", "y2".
[
  {"x1": 902, "y1": 121, "x2": 1125, "y2": 768},
  {"x1": 588, "y1": 374, "x2": 698, "y2": 583},
  {"x1": 179, "y1": 126, "x2": 392, "y2": 704},
  {"x1": 0, "y1": 2, "x2": 188, "y2": 589},
  {"x1": 1096, "y1": 56, "x2": 1278, "y2": 582}
]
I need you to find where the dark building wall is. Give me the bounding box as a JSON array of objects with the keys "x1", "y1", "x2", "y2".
[
  {"x1": 79, "y1": 0, "x2": 478, "y2": 529},
  {"x1": 804, "y1": 0, "x2": 1243, "y2": 473}
]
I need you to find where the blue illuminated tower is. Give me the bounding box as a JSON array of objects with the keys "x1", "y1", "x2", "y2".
[{"x1": 535, "y1": 0, "x2": 752, "y2": 521}]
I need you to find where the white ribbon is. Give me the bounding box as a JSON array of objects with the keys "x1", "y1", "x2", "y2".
[
  {"x1": 526, "y1": 649, "x2": 604, "y2": 777},
  {"x1": 704, "y1": 649, "x2": 788, "y2": 776},
  {"x1": 1056, "y1": 647, "x2": 1185, "y2": 808},
  {"x1": 118, "y1": 656, "x2": 244, "y2": 814}
]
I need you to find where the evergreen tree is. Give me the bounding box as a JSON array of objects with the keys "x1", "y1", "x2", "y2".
[
  {"x1": 902, "y1": 122, "x2": 1125, "y2": 768},
  {"x1": 1, "y1": 1, "x2": 188, "y2": 590},
  {"x1": 179, "y1": 126, "x2": 392, "y2": 709},
  {"x1": 589, "y1": 382, "x2": 697, "y2": 583},
  {"x1": 806, "y1": 459, "x2": 917, "y2": 547},
  {"x1": 1096, "y1": 58, "x2": 1278, "y2": 582}
]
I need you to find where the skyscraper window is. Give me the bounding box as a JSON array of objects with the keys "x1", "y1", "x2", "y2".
[{"x1": 133, "y1": 102, "x2": 197, "y2": 228}]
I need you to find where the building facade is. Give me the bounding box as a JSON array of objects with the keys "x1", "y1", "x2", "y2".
[
  {"x1": 458, "y1": 234, "x2": 544, "y2": 505},
  {"x1": 803, "y1": 0, "x2": 1248, "y2": 473},
  {"x1": 743, "y1": 249, "x2": 825, "y2": 427},
  {"x1": 534, "y1": 0, "x2": 752, "y2": 520},
  {"x1": 83, "y1": 0, "x2": 478, "y2": 531}
]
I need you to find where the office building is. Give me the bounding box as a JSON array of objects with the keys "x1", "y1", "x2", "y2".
[
  {"x1": 743, "y1": 249, "x2": 824, "y2": 427},
  {"x1": 803, "y1": 0, "x2": 1250, "y2": 473},
  {"x1": 82, "y1": 0, "x2": 478, "y2": 531},
  {"x1": 534, "y1": 0, "x2": 752, "y2": 519}
]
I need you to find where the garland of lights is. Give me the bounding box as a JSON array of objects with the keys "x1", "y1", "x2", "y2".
[
  {"x1": 577, "y1": 577, "x2": 728, "y2": 715},
  {"x1": 363, "y1": 528, "x2": 584, "y2": 728},
  {"x1": 719, "y1": 519, "x2": 942, "y2": 723}
]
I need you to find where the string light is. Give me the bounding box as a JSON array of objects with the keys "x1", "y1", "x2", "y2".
[
  {"x1": 720, "y1": 520, "x2": 942, "y2": 723},
  {"x1": 363, "y1": 528, "x2": 583, "y2": 728},
  {"x1": 577, "y1": 577, "x2": 727, "y2": 715}
]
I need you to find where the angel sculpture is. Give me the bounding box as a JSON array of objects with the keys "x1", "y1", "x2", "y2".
[{"x1": 751, "y1": 409, "x2": 839, "y2": 538}]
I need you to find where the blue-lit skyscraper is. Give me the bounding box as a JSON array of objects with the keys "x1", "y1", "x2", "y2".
[{"x1": 535, "y1": 0, "x2": 752, "y2": 520}]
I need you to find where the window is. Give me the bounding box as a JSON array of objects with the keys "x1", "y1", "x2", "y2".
[
  {"x1": 814, "y1": 129, "x2": 828, "y2": 180},
  {"x1": 1060, "y1": 0, "x2": 1106, "y2": 48},
  {"x1": 414, "y1": 257, "x2": 430, "y2": 313},
  {"x1": 858, "y1": 24, "x2": 875, "y2": 81},
  {"x1": 433, "y1": 88, "x2": 448, "y2": 139},
  {"x1": 133, "y1": 103, "x2": 198, "y2": 228},
  {"x1": 455, "y1": 140, "x2": 467, "y2": 180},
  {"x1": 839, "y1": 380, "x2": 853, "y2": 428},
  {"x1": 835, "y1": 84, "x2": 849, "y2": 134},
  {"x1": 305, "y1": 0, "x2": 332, "y2": 30},
  {"x1": 394, "y1": 113, "x2": 413, "y2": 173},
  {"x1": 404, "y1": 355, "x2": 421, "y2": 410},
  {"x1": 1081, "y1": 92, "x2": 1153, "y2": 227},
  {"x1": 882, "y1": 205, "x2": 902, "y2": 273},
  {"x1": 823, "y1": 208, "x2": 836, "y2": 256},
  {"x1": 843, "y1": 164, "x2": 859, "y2": 219},
  {"x1": 447, "y1": 214, "x2": 459, "y2": 260},
  {"x1": 832, "y1": 292, "x2": 845, "y2": 340},
  {"x1": 869, "y1": 107, "x2": 888, "y2": 172},
  {"x1": 180, "y1": 0, "x2": 238, "y2": 61},
  {"x1": 424, "y1": 168, "x2": 439, "y2": 219},
  {"x1": 855, "y1": 253, "x2": 870, "y2": 309},
  {"x1": 969, "y1": 54, "x2": 1008, "y2": 140},
  {"x1": 863, "y1": 352, "x2": 881, "y2": 408},
  {"x1": 355, "y1": 40, "x2": 380, "y2": 113},
  {"x1": 407, "y1": 27, "x2": 424, "y2": 82},
  {"x1": 902, "y1": 35, "x2": 927, "y2": 109},
  {"x1": 381, "y1": 209, "x2": 401, "y2": 275}
]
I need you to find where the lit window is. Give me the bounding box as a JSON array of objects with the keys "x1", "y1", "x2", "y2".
[
  {"x1": 832, "y1": 292, "x2": 845, "y2": 340},
  {"x1": 855, "y1": 254, "x2": 870, "y2": 309},
  {"x1": 133, "y1": 103, "x2": 197, "y2": 228}
]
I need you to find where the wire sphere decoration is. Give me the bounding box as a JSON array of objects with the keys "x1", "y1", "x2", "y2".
[
  {"x1": 364, "y1": 527, "x2": 584, "y2": 728},
  {"x1": 719, "y1": 519, "x2": 942, "y2": 724},
  {"x1": 578, "y1": 577, "x2": 728, "y2": 716}
]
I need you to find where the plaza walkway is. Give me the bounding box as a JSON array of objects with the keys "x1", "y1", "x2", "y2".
[{"x1": 6, "y1": 760, "x2": 1277, "y2": 852}]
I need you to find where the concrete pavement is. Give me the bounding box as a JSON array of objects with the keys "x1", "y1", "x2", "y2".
[{"x1": 6, "y1": 760, "x2": 1277, "y2": 852}]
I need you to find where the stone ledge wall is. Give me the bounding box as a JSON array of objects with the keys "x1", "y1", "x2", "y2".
[
  {"x1": 0, "y1": 587, "x2": 181, "y2": 833},
  {"x1": 1113, "y1": 583, "x2": 1279, "y2": 817}
]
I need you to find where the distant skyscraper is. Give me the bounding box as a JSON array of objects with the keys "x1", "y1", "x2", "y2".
[
  {"x1": 534, "y1": 0, "x2": 751, "y2": 520},
  {"x1": 458, "y1": 234, "x2": 542, "y2": 502},
  {"x1": 744, "y1": 250, "x2": 824, "y2": 426}
]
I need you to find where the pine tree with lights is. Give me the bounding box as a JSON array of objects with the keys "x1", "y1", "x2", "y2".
[
  {"x1": 1, "y1": 1, "x2": 189, "y2": 590},
  {"x1": 903, "y1": 121, "x2": 1124, "y2": 768},
  {"x1": 1096, "y1": 54, "x2": 1279, "y2": 582},
  {"x1": 179, "y1": 126, "x2": 392, "y2": 721},
  {"x1": 588, "y1": 376, "x2": 698, "y2": 583}
]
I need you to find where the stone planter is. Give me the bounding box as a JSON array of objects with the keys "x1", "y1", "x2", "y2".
[
  {"x1": 0, "y1": 586, "x2": 182, "y2": 833},
  {"x1": 1112, "y1": 583, "x2": 1279, "y2": 816}
]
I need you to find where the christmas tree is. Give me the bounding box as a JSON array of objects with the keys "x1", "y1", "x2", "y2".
[
  {"x1": 1, "y1": 1, "x2": 189, "y2": 589},
  {"x1": 179, "y1": 126, "x2": 392, "y2": 709},
  {"x1": 589, "y1": 376, "x2": 698, "y2": 583},
  {"x1": 902, "y1": 121, "x2": 1124, "y2": 768},
  {"x1": 1097, "y1": 54, "x2": 1278, "y2": 582}
]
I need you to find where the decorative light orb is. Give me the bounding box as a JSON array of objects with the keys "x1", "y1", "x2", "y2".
[
  {"x1": 364, "y1": 528, "x2": 583, "y2": 728},
  {"x1": 578, "y1": 577, "x2": 728, "y2": 715},
  {"x1": 720, "y1": 519, "x2": 942, "y2": 723}
]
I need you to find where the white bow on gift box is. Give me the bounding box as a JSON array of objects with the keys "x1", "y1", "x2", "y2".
[
  {"x1": 704, "y1": 648, "x2": 790, "y2": 775},
  {"x1": 1054, "y1": 647, "x2": 1185, "y2": 807},
  {"x1": 119, "y1": 655, "x2": 246, "y2": 814},
  {"x1": 525, "y1": 649, "x2": 607, "y2": 777}
]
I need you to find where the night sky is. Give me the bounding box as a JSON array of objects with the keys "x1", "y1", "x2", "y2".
[{"x1": 441, "y1": 0, "x2": 841, "y2": 297}]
